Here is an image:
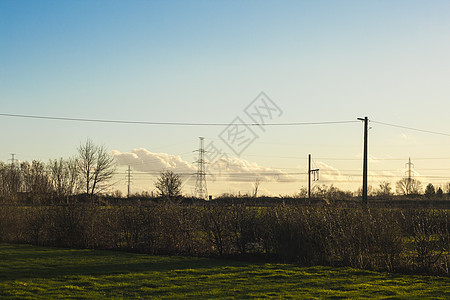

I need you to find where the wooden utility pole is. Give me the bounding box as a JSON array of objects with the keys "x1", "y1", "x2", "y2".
[
  {"x1": 358, "y1": 117, "x2": 369, "y2": 204},
  {"x1": 308, "y1": 154, "x2": 319, "y2": 201},
  {"x1": 308, "y1": 154, "x2": 311, "y2": 199}
]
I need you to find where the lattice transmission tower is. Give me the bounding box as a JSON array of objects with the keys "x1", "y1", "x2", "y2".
[
  {"x1": 405, "y1": 157, "x2": 414, "y2": 194},
  {"x1": 194, "y1": 137, "x2": 208, "y2": 199}
]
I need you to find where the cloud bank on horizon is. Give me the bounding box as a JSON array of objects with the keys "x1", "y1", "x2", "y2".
[
  {"x1": 111, "y1": 148, "x2": 296, "y2": 183},
  {"x1": 111, "y1": 148, "x2": 434, "y2": 196},
  {"x1": 111, "y1": 148, "x2": 196, "y2": 174}
]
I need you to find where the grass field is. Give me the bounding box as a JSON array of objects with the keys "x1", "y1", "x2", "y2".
[{"x1": 0, "y1": 244, "x2": 449, "y2": 299}]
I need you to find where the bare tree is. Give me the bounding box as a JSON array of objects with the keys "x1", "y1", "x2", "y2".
[
  {"x1": 154, "y1": 170, "x2": 182, "y2": 201},
  {"x1": 296, "y1": 187, "x2": 308, "y2": 198},
  {"x1": 445, "y1": 182, "x2": 450, "y2": 195},
  {"x1": 20, "y1": 160, "x2": 53, "y2": 203},
  {"x1": 356, "y1": 185, "x2": 374, "y2": 197},
  {"x1": 77, "y1": 139, "x2": 116, "y2": 196},
  {"x1": 252, "y1": 178, "x2": 261, "y2": 198},
  {"x1": 0, "y1": 162, "x2": 21, "y2": 202},
  {"x1": 396, "y1": 177, "x2": 422, "y2": 195},
  {"x1": 376, "y1": 181, "x2": 392, "y2": 196},
  {"x1": 67, "y1": 157, "x2": 81, "y2": 194},
  {"x1": 48, "y1": 157, "x2": 80, "y2": 201}
]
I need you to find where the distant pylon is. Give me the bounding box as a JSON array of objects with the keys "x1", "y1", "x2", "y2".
[
  {"x1": 9, "y1": 153, "x2": 16, "y2": 166},
  {"x1": 195, "y1": 137, "x2": 208, "y2": 199},
  {"x1": 405, "y1": 157, "x2": 414, "y2": 194},
  {"x1": 127, "y1": 165, "x2": 132, "y2": 198}
]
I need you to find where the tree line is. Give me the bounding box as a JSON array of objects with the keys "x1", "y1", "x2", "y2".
[
  {"x1": 1, "y1": 139, "x2": 450, "y2": 203},
  {"x1": 0, "y1": 139, "x2": 187, "y2": 204},
  {"x1": 0, "y1": 139, "x2": 116, "y2": 204},
  {"x1": 304, "y1": 179, "x2": 450, "y2": 200}
]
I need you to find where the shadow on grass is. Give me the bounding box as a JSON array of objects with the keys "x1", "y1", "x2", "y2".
[
  {"x1": 0, "y1": 243, "x2": 247, "y2": 281},
  {"x1": 1, "y1": 243, "x2": 449, "y2": 300}
]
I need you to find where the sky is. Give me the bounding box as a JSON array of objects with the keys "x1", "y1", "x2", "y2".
[{"x1": 1, "y1": 0, "x2": 450, "y2": 196}]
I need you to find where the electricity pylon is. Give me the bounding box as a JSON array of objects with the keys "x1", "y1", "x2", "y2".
[{"x1": 194, "y1": 137, "x2": 208, "y2": 199}]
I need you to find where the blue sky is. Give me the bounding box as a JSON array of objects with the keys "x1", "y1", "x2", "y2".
[{"x1": 1, "y1": 0, "x2": 450, "y2": 195}]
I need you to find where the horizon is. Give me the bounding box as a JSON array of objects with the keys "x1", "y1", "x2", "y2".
[{"x1": 1, "y1": 0, "x2": 450, "y2": 196}]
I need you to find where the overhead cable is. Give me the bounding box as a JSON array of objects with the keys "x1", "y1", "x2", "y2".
[
  {"x1": 372, "y1": 120, "x2": 450, "y2": 137},
  {"x1": 0, "y1": 113, "x2": 358, "y2": 126}
]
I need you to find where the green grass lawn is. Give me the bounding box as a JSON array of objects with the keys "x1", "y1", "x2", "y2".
[{"x1": 0, "y1": 243, "x2": 448, "y2": 299}]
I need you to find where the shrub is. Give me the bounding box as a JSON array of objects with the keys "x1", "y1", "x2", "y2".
[{"x1": 0, "y1": 203, "x2": 447, "y2": 276}]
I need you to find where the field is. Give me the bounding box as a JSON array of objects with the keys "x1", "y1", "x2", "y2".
[{"x1": 0, "y1": 244, "x2": 449, "y2": 299}]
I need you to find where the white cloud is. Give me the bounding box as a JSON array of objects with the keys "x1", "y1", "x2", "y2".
[
  {"x1": 111, "y1": 148, "x2": 295, "y2": 183},
  {"x1": 208, "y1": 157, "x2": 296, "y2": 183},
  {"x1": 111, "y1": 148, "x2": 196, "y2": 174},
  {"x1": 314, "y1": 161, "x2": 351, "y2": 184},
  {"x1": 354, "y1": 153, "x2": 386, "y2": 164},
  {"x1": 313, "y1": 160, "x2": 427, "y2": 191},
  {"x1": 312, "y1": 161, "x2": 394, "y2": 190},
  {"x1": 400, "y1": 133, "x2": 411, "y2": 141}
]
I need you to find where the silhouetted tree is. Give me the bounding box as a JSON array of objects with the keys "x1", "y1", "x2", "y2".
[
  {"x1": 252, "y1": 178, "x2": 261, "y2": 198},
  {"x1": 396, "y1": 178, "x2": 422, "y2": 195},
  {"x1": 77, "y1": 139, "x2": 116, "y2": 196},
  {"x1": 313, "y1": 184, "x2": 353, "y2": 200},
  {"x1": 436, "y1": 187, "x2": 443, "y2": 198},
  {"x1": 20, "y1": 160, "x2": 53, "y2": 203},
  {"x1": 424, "y1": 183, "x2": 436, "y2": 198},
  {"x1": 48, "y1": 157, "x2": 80, "y2": 202},
  {"x1": 356, "y1": 185, "x2": 374, "y2": 197},
  {"x1": 376, "y1": 181, "x2": 392, "y2": 196},
  {"x1": 0, "y1": 162, "x2": 21, "y2": 202},
  {"x1": 154, "y1": 170, "x2": 182, "y2": 201},
  {"x1": 296, "y1": 187, "x2": 308, "y2": 198}
]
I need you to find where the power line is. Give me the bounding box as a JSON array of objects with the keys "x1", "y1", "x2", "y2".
[
  {"x1": 316, "y1": 157, "x2": 450, "y2": 161},
  {"x1": 0, "y1": 113, "x2": 358, "y2": 126},
  {"x1": 372, "y1": 120, "x2": 450, "y2": 137},
  {"x1": 327, "y1": 173, "x2": 450, "y2": 179},
  {"x1": 129, "y1": 171, "x2": 307, "y2": 176},
  {"x1": 319, "y1": 168, "x2": 450, "y2": 171}
]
